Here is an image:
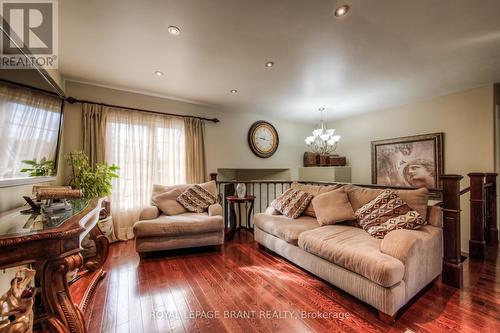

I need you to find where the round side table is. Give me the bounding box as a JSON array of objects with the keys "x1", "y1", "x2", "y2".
[{"x1": 226, "y1": 195, "x2": 256, "y2": 240}]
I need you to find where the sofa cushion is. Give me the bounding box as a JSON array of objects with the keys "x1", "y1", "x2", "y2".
[
  {"x1": 312, "y1": 187, "x2": 355, "y2": 225},
  {"x1": 152, "y1": 188, "x2": 188, "y2": 215},
  {"x1": 272, "y1": 188, "x2": 313, "y2": 219},
  {"x1": 152, "y1": 180, "x2": 217, "y2": 199},
  {"x1": 344, "y1": 185, "x2": 429, "y2": 221},
  {"x1": 291, "y1": 182, "x2": 342, "y2": 217},
  {"x1": 139, "y1": 205, "x2": 161, "y2": 220},
  {"x1": 133, "y1": 212, "x2": 224, "y2": 238},
  {"x1": 152, "y1": 183, "x2": 190, "y2": 199},
  {"x1": 253, "y1": 213, "x2": 320, "y2": 244},
  {"x1": 208, "y1": 203, "x2": 223, "y2": 217},
  {"x1": 177, "y1": 185, "x2": 217, "y2": 213},
  {"x1": 298, "y1": 225, "x2": 405, "y2": 287}
]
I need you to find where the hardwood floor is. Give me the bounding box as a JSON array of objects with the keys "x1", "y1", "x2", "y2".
[{"x1": 71, "y1": 231, "x2": 500, "y2": 333}]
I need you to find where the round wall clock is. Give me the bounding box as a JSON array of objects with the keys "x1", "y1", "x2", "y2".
[{"x1": 247, "y1": 121, "x2": 279, "y2": 158}]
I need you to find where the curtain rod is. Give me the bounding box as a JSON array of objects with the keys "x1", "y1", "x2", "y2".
[
  {"x1": 65, "y1": 97, "x2": 220, "y2": 123},
  {"x1": 0, "y1": 79, "x2": 64, "y2": 99}
]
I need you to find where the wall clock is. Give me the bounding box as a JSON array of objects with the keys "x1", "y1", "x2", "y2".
[{"x1": 247, "y1": 121, "x2": 279, "y2": 158}]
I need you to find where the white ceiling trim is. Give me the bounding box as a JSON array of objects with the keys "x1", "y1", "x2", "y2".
[{"x1": 63, "y1": 77, "x2": 215, "y2": 108}]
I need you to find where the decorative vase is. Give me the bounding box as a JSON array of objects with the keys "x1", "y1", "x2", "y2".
[{"x1": 236, "y1": 183, "x2": 246, "y2": 199}]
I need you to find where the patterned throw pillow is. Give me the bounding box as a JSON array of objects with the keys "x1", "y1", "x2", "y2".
[
  {"x1": 355, "y1": 189, "x2": 426, "y2": 238},
  {"x1": 367, "y1": 211, "x2": 425, "y2": 238},
  {"x1": 272, "y1": 188, "x2": 314, "y2": 219},
  {"x1": 177, "y1": 185, "x2": 217, "y2": 213}
]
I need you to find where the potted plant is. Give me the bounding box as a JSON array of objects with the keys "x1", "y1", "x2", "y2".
[
  {"x1": 66, "y1": 151, "x2": 120, "y2": 249},
  {"x1": 20, "y1": 157, "x2": 56, "y2": 176},
  {"x1": 65, "y1": 151, "x2": 119, "y2": 199}
]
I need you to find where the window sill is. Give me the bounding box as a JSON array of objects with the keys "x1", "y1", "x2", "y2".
[{"x1": 0, "y1": 176, "x2": 57, "y2": 188}]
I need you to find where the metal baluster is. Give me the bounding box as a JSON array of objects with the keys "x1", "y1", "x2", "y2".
[
  {"x1": 259, "y1": 183, "x2": 262, "y2": 214},
  {"x1": 266, "y1": 183, "x2": 269, "y2": 207}
]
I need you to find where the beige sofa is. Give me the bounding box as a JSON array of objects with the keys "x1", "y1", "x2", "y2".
[
  {"x1": 253, "y1": 183, "x2": 443, "y2": 323},
  {"x1": 133, "y1": 182, "x2": 225, "y2": 256}
]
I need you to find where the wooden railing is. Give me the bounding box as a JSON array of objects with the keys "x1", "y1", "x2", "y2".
[
  {"x1": 440, "y1": 175, "x2": 464, "y2": 287},
  {"x1": 468, "y1": 173, "x2": 498, "y2": 259},
  {"x1": 210, "y1": 172, "x2": 498, "y2": 289}
]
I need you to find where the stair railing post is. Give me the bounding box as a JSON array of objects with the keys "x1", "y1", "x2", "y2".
[
  {"x1": 441, "y1": 175, "x2": 463, "y2": 288},
  {"x1": 468, "y1": 173, "x2": 486, "y2": 259},
  {"x1": 485, "y1": 173, "x2": 498, "y2": 243}
]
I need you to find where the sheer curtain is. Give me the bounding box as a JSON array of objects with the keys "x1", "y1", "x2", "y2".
[
  {"x1": 106, "y1": 108, "x2": 186, "y2": 239},
  {"x1": 0, "y1": 83, "x2": 62, "y2": 179}
]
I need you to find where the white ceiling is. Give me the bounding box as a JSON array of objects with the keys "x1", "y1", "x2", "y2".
[{"x1": 59, "y1": 0, "x2": 500, "y2": 123}]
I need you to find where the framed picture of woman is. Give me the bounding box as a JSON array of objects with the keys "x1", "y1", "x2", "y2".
[{"x1": 371, "y1": 133, "x2": 444, "y2": 199}]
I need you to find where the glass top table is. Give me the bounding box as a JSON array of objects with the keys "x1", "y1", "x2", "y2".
[{"x1": 0, "y1": 198, "x2": 89, "y2": 238}]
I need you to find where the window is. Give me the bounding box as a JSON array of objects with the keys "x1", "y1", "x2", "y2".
[
  {"x1": 105, "y1": 108, "x2": 185, "y2": 239},
  {"x1": 0, "y1": 83, "x2": 62, "y2": 181}
]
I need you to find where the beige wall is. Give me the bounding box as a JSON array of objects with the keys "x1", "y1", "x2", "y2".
[
  {"x1": 0, "y1": 79, "x2": 309, "y2": 213},
  {"x1": 61, "y1": 81, "x2": 311, "y2": 183},
  {"x1": 329, "y1": 85, "x2": 495, "y2": 252},
  {"x1": 46, "y1": 69, "x2": 65, "y2": 92}
]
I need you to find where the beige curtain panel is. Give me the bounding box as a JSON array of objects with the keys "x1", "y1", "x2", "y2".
[
  {"x1": 184, "y1": 118, "x2": 206, "y2": 184},
  {"x1": 82, "y1": 103, "x2": 107, "y2": 167}
]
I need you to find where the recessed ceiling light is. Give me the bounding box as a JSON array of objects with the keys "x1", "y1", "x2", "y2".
[
  {"x1": 167, "y1": 26, "x2": 181, "y2": 35},
  {"x1": 155, "y1": 71, "x2": 164, "y2": 76},
  {"x1": 334, "y1": 5, "x2": 350, "y2": 17},
  {"x1": 265, "y1": 61, "x2": 274, "y2": 68},
  {"x1": 230, "y1": 89, "x2": 238, "y2": 94}
]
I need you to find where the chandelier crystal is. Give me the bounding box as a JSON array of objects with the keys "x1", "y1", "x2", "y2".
[{"x1": 305, "y1": 108, "x2": 341, "y2": 155}]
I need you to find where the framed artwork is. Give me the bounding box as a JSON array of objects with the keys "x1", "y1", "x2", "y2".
[{"x1": 371, "y1": 133, "x2": 444, "y2": 198}]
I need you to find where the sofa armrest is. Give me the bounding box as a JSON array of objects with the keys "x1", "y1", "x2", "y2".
[
  {"x1": 265, "y1": 206, "x2": 280, "y2": 215},
  {"x1": 380, "y1": 225, "x2": 443, "y2": 298},
  {"x1": 208, "y1": 203, "x2": 223, "y2": 216},
  {"x1": 380, "y1": 229, "x2": 421, "y2": 264},
  {"x1": 139, "y1": 206, "x2": 160, "y2": 221}
]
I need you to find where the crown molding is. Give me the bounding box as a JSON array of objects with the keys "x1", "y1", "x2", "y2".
[{"x1": 63, "y1": 77, "x2": 214, "y2": 108}]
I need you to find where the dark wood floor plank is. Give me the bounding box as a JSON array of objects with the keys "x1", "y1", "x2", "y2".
[
  {"x1": 87, "y1": 272, "x2": 109, "y2": 333},
  {"x1": 166, "y1": 259, "x2": 203, "y2": 333},
  {"x1": 232, "y1": 244, "x2": 375, "y2": 333},
  {"x1": 174, "y1": 256, "x2": 227, "y2": 333},
  {"x1": 203, "y1": 252, "x2": 313, "y2": 333},
  {"x1": 220, "y1": 245, "x2": 337, "y2": 333},
  {"x1": 186, "y1": 257, "x2": 252, "y2": 331},
  {"x1": 156, "y1": 258, "x2": 188, "y2": 333},
  {"x1": 70, "y1": 232, "x2": 500, "y2": 333},
  {"x1": 100, "y1": 245, "x2": 120, "y2": 333},
  {"x1": 196, "y1": 255, "x2": 277, "y2": 333},
  {"x1": 182, "y1": 254, "x2": 250, "y2": 332}
]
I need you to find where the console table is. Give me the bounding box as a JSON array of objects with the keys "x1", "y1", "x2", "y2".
[{"x1": 0, "y1": 197, "x2": 108, "y2": 333}]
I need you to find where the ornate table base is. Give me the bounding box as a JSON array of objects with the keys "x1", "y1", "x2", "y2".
[
  {"x1": 0, "y1": 198, "x2": 108, "y2": 333},
  {"x1": 226, "y1": 195, "x2": 256, "y2": 241}
]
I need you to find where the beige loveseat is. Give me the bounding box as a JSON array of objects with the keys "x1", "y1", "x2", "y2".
[
  {"x1": 133, "y1": 181, "x2": 225, "y2": 256},
  {"x1": 254, "y1": 183, "x2": 442, "y2": 323}
]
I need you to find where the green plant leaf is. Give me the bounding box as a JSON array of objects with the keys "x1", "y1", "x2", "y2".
[{"x1": 65, "y1": 151, "x2": 120, "y2": 198}]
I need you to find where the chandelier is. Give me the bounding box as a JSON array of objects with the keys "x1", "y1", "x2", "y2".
[{"x1": 304, "y1": 107, "x2": 340, "y2": 155}]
